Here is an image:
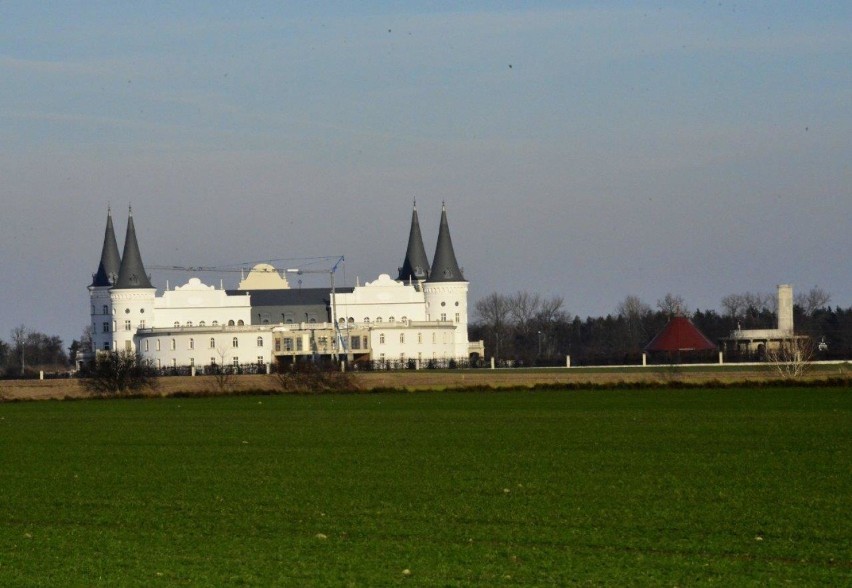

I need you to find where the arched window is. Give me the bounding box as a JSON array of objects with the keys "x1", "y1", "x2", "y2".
[
  {"x1": 237, "y1": 320, "x2": 245, "y2": 326},
  {"x1": 363, "y1": 317, "x2": 370, "y2": 323},
  {"x1": 210, "y1": 337, "x2": 216, "y2": 349},
  {"x1": 376, "y1": 317, "x2": 383, "y2": 323},
  {"x1": 189, "y1": 338, "x2": 195, "y2": 350},
  {"x1": 257, "y1": 337, "x2": 263, "y2": 347},
  {"x1": 170, "y1": 339, "x2": 176, "y2": 351},
  {"x1": 199, "y1": 321, "x2": 205, "y2": 327},
  {"x1": 401, "y1": 316, "x2": 407, "y2": 323},
  {"x1": 379, "y1": 333, "x2": 385, "y2": 344},
  {"x1": 348, "y1": 317, "x2": 355, "y2": 324},
  {"x1": 387, "y1": 316, "x2": 393, "y2": 323},
  {"x1": 232, "y1": 337, "x2": 239, "y2": 348},
  {"x1": 174, "y1": 321, "x2": 180, "y2": 328},
  {"x1": 212, "y1": 320, "x2": 218, "y2": 326},
  {"x1": 228, "y1": 320, "x2": 235, "y2": 326},
  {"x1": 186, "y1": 321, "x2": 193, "y2": 327}
]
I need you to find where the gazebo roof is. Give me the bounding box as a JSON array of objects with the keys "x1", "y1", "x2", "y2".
[{"x1": 645, "y1": 316, "x2": 717, "y2": 352}]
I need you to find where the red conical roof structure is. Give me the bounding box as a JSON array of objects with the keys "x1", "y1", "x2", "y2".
[{"x1": 645, "y1": 316, "x2": 716, "y2": 353}]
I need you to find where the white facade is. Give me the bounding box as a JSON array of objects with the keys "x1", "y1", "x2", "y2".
[
  {"x1": 423, "y1": 281, "x2": 470, "y2": 359},
  {"x1": 87, "y1": 207, "x2": 484, "y2": 369},
  {"x1": 154, "y1": 278, "x2": 251, "y2": 328},
  {"x1": 334, "y1": 274, "x2": 427, "y2": 324}
]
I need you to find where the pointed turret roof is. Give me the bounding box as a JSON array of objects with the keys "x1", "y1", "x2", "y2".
[
  {"x1": 644, "y1": 316, "x2": 716, "y2": 353},
  {"x1": 113, "y1": 208, "x2": 154, "y2": 289},
  {"x1": 397, "y1": 201, "x2": 431, "y2": 282},
  {"x1": 91, "y1": 208, "x2": 122, "y2": 287},
  {"x1": 427, "y1": 203, "x2": 465, "y2": 283}
]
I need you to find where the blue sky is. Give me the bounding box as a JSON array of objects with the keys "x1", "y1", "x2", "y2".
[{"x1": 1, "y1": 2, "x2": 850, "y2": 345}]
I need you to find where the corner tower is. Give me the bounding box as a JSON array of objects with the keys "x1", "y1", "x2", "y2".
[
  {"x1": 423, "y1": 203, "x2": 470, "y2": 359},
  {"x1": 88, "y1": 208, "x2": 122, "y2": 355},
  {"x1": 110, "y1": 207, "x2": 156, "y2": 353},
  {"x1": 397, "y1": 200, "x2": 430, "y2": 287}
]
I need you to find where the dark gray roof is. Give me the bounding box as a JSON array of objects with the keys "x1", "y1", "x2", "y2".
[
  {"x1": 91, "y1": 209, "x2": 121, "y2": 287},
  {"x1": 397, "y1": 204, "x2": 430, "y2": 282},
  {"x1": 427, "y1": 205, "x2": 465, "y2": 283},
  {"x1": 226, "y1": 287, "x2": 353, "y2": 307},
  {"x1": 228, "y1": 287, "x2": 355, "y2": 325},
  {"x1": 113, "y1": 210, "x2": 154, "y2": 289}
]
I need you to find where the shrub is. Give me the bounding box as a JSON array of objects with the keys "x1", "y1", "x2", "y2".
[
  {"x1": 79, "y1": 351, "x2": 159, "y2": 395},
  {"x1": 274, "y1": 362, "x2": 357, "y2": 394}
]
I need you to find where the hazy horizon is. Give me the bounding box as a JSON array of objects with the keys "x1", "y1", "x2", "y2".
[{"x1": 2, "y1": 2, "x2": 850, "y2": 347}]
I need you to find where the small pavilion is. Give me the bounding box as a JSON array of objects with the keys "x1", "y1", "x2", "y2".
[{"x1": 645, "y1": 316, "x2": 717, "y2": 362}]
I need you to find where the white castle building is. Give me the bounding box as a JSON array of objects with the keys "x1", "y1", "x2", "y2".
[{"x1": 86, "y1": 205, "x2": 484, "y2": 371}]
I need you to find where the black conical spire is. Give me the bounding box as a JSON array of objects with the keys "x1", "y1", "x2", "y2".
[
  {"x1": 91, "y1": 207, "x2": 122, "y2": 287},
  {"x1": 427, "y1": 203, "x2": 465, "y2": 283},
  {"x1": 397, "y1": 200, "x2": 431, "y2": 282},
  {"x1": 113, "y1": 207, "x2": 153, "y2": 289}
]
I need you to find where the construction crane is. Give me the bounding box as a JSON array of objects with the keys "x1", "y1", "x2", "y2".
[{"x1": 285, "y1": 256, "x2": 347, "y2": 361}]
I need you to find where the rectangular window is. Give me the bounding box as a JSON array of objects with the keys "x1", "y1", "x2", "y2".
[
  {"x1": 112, "y1": 320, "x2": 117, "y2": 332},
  {"x1": 189, "y1": 358, "x2": 195, "y2": 367},
  {"x1": 233, "y1": 357, "x2": 239, "y2": 368},
  {"x1": 363, "y1": 336, "x2": 368, "y2": 349},
  {"x1": 257, "y1": 356, "x2": 264, "y2": 365},
  {"x1": 275, "y1": 339, "x2": 281, "y2": 352},
  {"x1": 283, "y1": 338, "x2": 293, "y2": 352},
  {"x1": 125, "y1": 340, "x2": 132, "y2": 352},
  {"x1": 440, "y1": 313, "x2": 447, "y2": 322},
  {"x1": 139, "y1": 320, "x2": 145, "y2": 329},
  {"x1": 124, "y1": 320, "x2": 131, "y2": 331},
  {"x1": 144, "y1": 340, "x2": 149, "y2": 352},
  {"x1": 417, "y1": 332, "x2": 422, "y2": 344},
  {"x1": 156, "y1": 339, "x2": 161, "y2": 351},
  {"x1": 170, "y1": 339, "x2": 176, "y2": 351},
  {"x1": 103, "y1": 342, "x2": 110, "y2": 351},
  {"x1": 350, "y1": 336, "x2": 360, "y2": 350},
  {"x1": 103, "y1": 322, "x2": 109, "y2": 333},
  {"x1": 399, "y1": 333, "x2": 405, "y2": 344},
  {"x1": 455, "y1": 313, "x2": 460, "y2": 324},
  {"x1": 296, "y1": 337, "x2": 303, "y2": 352}
]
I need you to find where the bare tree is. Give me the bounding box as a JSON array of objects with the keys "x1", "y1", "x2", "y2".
[
  {"x1": 721, "y1": 294, "x2": 744, "y2": 319},
  {"x1": 616, "y1": 295, "x2": 652, "y2": 320},
  {"x1": 508, "y1": 291, "x2": 543, "y2": 334},
  {"x1": 765, "y1": 338, "x2": 814, "y2": 379},
  {"x1": 11, "y1": 325, "x2": 28, "y2": 374},
  {"x1": 616, "y1": 295, "x2": 652, "y2": 352},
  {"x1": 210, "y1": 346, "x2": 235, "y2": 392},
  {"x1": 656, "y1": 293, "x2": 688, "y2": 316},
  {"x1": 795, "y1": 286, "x2": 831, "y2": 316},
  {"x1": 474, "y1": 293, "x2": 512, "y2": 359}
]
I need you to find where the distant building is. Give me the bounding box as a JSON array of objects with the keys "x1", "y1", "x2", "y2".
[
  {"x1": 718, "y1": 284, "x2": 808, "y2": 357},
  {"x1": 645, "y1": 315, "x2": 716, "y2": 359},
  {"x1": 84, "y1": 204, "x2": 484, "y2": 371}
]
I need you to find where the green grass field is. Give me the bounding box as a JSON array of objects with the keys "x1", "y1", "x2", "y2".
[{"x1": 1, "y1": 388, "x2": 849, "y2": 586}]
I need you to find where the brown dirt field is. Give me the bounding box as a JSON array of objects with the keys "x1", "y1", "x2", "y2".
[{"x1": 1, "y1": 367, "x2": 846, "y2": 401}]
